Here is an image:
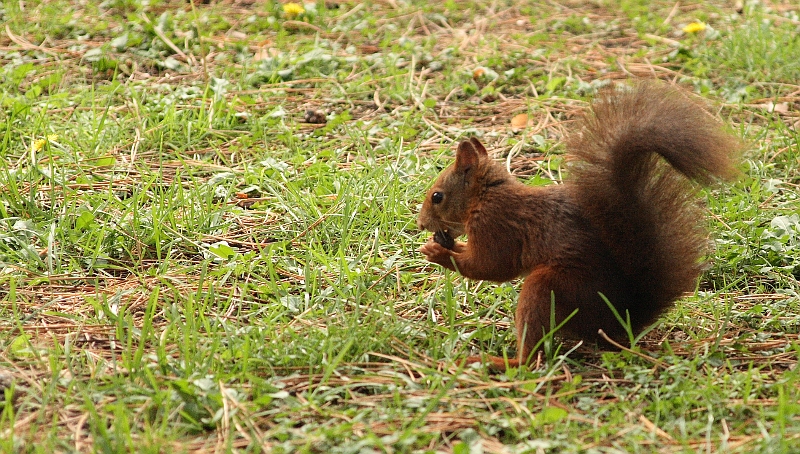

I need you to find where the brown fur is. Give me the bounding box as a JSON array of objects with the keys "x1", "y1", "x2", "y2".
[{"x1": 417, "y1": 82, "x2": 742, "y2": 368}]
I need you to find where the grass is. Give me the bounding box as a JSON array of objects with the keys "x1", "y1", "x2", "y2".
[{"x1": 1, "y1": 0, "x2": 799, "y2": 452}]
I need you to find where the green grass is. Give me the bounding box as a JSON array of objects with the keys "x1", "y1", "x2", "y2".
[{"x1": 1, "y1": 0, "x2": 799, "y2": 452}]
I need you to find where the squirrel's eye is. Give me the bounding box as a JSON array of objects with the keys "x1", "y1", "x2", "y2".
[{"x1": 431, "y1": 192, "x2": 444, "y2": 204}]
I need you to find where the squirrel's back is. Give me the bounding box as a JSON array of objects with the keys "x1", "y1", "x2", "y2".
[{"x1": 566, "y1": 82, "x2": 742, "y2": 330}]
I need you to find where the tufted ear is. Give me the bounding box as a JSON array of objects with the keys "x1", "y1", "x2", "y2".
[
  {"x1": 469, "y1": 137, "x2": 488, "y2": 156},
  {"x1": 455, "y1": 138, "x2": 486, "y2": 173}
]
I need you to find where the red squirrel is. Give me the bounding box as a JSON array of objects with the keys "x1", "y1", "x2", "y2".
[{"x1": 417, "y1": 82, "x2": 742, "y2": 369}]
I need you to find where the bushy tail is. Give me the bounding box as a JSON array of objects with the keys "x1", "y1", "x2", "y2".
[{"x1": 567, "y1": 81, "x2": 742, "y2": 328}]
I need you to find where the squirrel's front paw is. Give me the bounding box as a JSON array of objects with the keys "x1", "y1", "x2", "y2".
[{"x1": 419, "y1": 239, "x2": 455, "y2": 268}]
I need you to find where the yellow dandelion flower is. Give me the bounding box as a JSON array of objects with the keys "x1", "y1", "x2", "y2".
[
  {"x1": 683, "y1": 22, "x2": 706, "y2": 34},
  {"x1": 283, "y1": 2, "x2": 305, "y2": 19},
  {"x1": 32, "y1": 138, "x2": 48, "y2": 152},
  {"x1": 31, "y1": 135, "x2": 58, "y2": 152}
]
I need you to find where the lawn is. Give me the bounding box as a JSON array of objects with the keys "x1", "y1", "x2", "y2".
[{"x1": 1, "y1": 0, "x2": 799, "y2": 452}]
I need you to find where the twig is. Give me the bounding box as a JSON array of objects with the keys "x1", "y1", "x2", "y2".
[{"x1": 598, "y1": 329, "x2": 668, "y2": 369}]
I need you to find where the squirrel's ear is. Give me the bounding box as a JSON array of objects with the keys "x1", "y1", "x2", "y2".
[
  {"x1": 455, "y1": 139, "x2": 484, "y2": 172},
  {"x1": 469, "y1": 138, "x2": 488, "y2": 157}
]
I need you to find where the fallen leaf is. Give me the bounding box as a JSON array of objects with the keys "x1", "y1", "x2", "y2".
[
  {"x1": 511, "y1": 113, "x2": 528, "y2": 129},
  {"x1": 359, "y1": 45, "x2": 380, "y2": 54}
]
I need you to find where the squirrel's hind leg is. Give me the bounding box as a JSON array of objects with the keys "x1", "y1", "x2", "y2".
[
  {"x1": 516, "y1": 265, "x2": 603, "y2": 364},
  {"x1": 515, "y1": 266, "x2": 557, "y2": 365},
  {"x1": 460, "y1": 267, "x2": 562, "y2": 370}
]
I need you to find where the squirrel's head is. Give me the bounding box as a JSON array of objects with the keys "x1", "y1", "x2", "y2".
[{"x1": 417, "y1": 138, "x2": 489, "y2": 238}]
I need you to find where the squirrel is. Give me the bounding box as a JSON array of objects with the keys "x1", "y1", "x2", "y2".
[{"x1": 417, "y1": 81, "x2": 742, "y2": 369}]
